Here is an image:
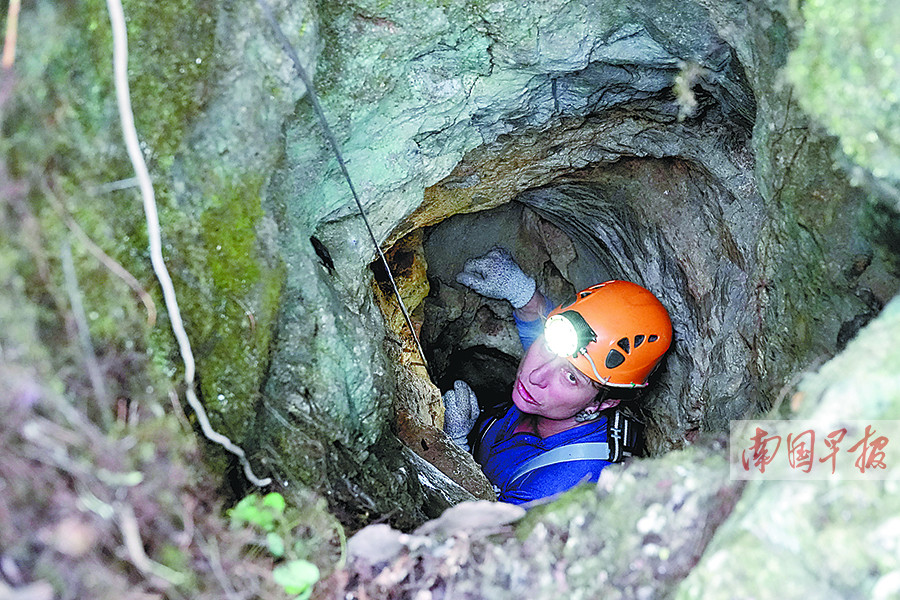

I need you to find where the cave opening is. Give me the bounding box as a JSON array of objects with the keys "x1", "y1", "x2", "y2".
[
  {"x1": 358, "y1": 21, "x2": 771, "y2": 507},
  {"x1": 371, "y1": 153, "x2": 768, "y2": 486},
  {"x1": 420, "y1": 155, "x2": 764, "y2": 457}
]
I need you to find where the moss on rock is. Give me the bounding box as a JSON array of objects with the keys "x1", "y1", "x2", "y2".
[
  {"x1": 786, "y1": 0, "x2": 900, "y2": 183},
  {"x1": 3, "y1": 0, "x2": 313, "y2": 462},
  {"x1": 674, "y1": 295, "x2": 900, "y2": 598},
  {"x1": 0, "y1": 0, "x2": 222, "y2": 413},
  {"x1": 176, "y1": 173, "x2": 285, "y2": 442}
]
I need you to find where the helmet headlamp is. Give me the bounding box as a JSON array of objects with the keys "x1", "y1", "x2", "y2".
[
  {"x1": 545, "y1": 310, "x2": 597, "y2": 358},
  {"x1": 545, "y1": 280, "x2": 672, "y2": 387}
]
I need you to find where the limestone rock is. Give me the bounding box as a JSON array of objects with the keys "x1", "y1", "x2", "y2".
[
  {"x1": 262, "y1": 0, "x2": 899, "y2": 525},
  {"x1": 675, "y1": 295, "x2": 900, "y2": 599}
]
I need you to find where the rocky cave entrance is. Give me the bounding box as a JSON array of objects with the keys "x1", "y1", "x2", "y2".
[
  {"x1": 278, "y1": 0, "x2": 822, "y2": 516},
  {"x1": 373, "y1": 148, "x2": 769, "y2": 495}
]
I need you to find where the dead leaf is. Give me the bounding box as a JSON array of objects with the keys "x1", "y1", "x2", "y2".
[
  {"x1": 347, "y1": 523, "x2": 428, "y2": 566},
  {"x1": 413, "y1": 500, "x2": 525, "y2": 537}
]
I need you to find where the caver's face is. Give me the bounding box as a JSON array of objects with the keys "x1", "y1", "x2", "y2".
[{"x1": 511, "y1": 334, "x2": 600, "y2": 420}]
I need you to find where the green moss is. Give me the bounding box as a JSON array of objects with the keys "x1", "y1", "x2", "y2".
[
  {"x1": 3, "y1": 0, "x2": 286, "y2": 444},
  {"x1": 201, "y1": 181, "x2": 266, "y2": 297},
  {"x1": 786, "y1": 0, "x2": 900, "y2": 180},
  {"x1": 167, "y1": 174, "x2": 285, "y2": 441},
  {"x1": 6, "y1": 0, "x2": 216, "y2": 176},
  {"x1": 3, "y1": 0, "x2": 217, "y2": 309},
  {"x1": 515, "y1": 484, "x2": 596, "y2": 539},
  {"x1": 78, "y1": 0, "x2": 217, "y2": 165}
]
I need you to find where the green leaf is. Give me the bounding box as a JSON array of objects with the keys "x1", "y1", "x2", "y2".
[
  {"x1": 261, "y1": 492, "x2": 286, "y2": 516},
  {"x1": 228, "y1": 493, "x2": 277, "y2": 531},
  {"x1": 272, "y1": 560, "x2": 319, "y2": 597},
  {"x1": 267, "y1": 532, "x2": 285, "y2": 558},
  {"x1": 229, "y1": 494, "x2": 262, "y2": 527}
]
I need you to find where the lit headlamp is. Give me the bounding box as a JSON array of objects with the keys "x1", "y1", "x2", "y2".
[{"x1": 544, "y1": 310, "x2": 597, "y2": 358}]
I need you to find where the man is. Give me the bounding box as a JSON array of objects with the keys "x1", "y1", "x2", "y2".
[{"x1": 443, "y1": 247, "x2": 672, "y2": 505}]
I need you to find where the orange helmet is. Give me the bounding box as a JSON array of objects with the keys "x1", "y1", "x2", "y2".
[{"x1": 544, "y1": 281, "x2": 672, "y2": 387}]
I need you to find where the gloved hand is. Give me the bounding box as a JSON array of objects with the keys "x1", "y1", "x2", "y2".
[
  {"x1": 455, "y1": 247, "x2": 536, "y2": 309},
  {"x1": 442, "y1": 380, "x2": 480, "y2": 452}
]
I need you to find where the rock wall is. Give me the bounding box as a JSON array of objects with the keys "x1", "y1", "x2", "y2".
[
  {"x1": 4, "y1": 0, "x2": 898, "y2": 534},
  {"x1": 267, "y1": 0, "x2": 900, "y2": 525},
  {"x1": 258, "y1": 0, "x2": 897, "y2": 524}
]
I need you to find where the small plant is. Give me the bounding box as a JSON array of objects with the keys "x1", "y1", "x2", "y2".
[
  {"x1": 272, "y1": 559, "x2": 320, "y2": 600},
  {"x1": 229, "y1": 492, "x2": 320, "y2": 600}
]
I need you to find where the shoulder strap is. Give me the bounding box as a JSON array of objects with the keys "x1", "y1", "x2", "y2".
[
  {"x1": 509, "y1": 442, "x2": 610, "y2": 484},
  {"x1": 478, "y1": 415, "x2": 500, "y2": 447},
  {"x1": 472, "y1": 412, "x2": 505, "y2": 458}
]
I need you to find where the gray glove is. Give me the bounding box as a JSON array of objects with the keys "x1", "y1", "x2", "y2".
[
  {"x1": 455, "y1": 247, "x2": 536, "y2": 309},
  {"x1": 442, "y1": 380, "x2": 480, "y2": 452}
]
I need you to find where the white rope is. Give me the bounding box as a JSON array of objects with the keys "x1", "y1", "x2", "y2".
[{"x1": 106, "y1": 0, "x2": 270, "y2": 487}]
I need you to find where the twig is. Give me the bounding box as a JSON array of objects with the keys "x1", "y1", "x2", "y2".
[
  {"x1": 199, "y1": 533, "x2": 242, "y2": 600},
  {"x1": 176, "y1": 492, "x2": 196, "y2": 548},
  {"x1": 229, "y1": 294, "x2": 256, "y2": 333},
  {"x1": 117, "y1": 503, "x2": 187, "y2": 586},
  {"x1": 334, "y1": 518, "x2": 348, "y2": 570},
  {"x1": 105, "y1": 0, "x2": 270, "y2": 487},
  {"x1": 2, "y1": 0, "x2": 20, "y2": 69},
  {"x1": 168, "y1": 387, "x2": 192, "y2": 432},
  {"x1": 46, "y1": 183, "x2": 157, "y2": 326},
  {"x1": 94, "y1": 176, "x2": 140, "y2": 194},
  {"x1": 61, "y1": 238, "x2": 113, "y2": 428}
]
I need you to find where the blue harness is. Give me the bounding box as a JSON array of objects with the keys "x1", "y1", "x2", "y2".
[{"x1": 480, "y1": 409, "x2": 639, "y2": 491}]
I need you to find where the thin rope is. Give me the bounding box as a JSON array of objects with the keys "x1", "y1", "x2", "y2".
[
  {"x1": 256, "y1": 0, "x2": 428, "y2": 367},
  {"x1": 106, "y1": 0, "x2": 271, "y2": 487}
]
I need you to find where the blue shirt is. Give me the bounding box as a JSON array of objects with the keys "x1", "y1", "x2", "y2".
[
  {"x1": 474, "y1": 406, "x2": 611, "y2": 504},
  {"x1": 474, "y1": 297, "x2": 613, "y2": 505}
]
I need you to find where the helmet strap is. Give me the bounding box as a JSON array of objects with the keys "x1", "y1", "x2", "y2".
[
  {"x1": 574, "y1": 408, "x2": 600, "y2": 422},
  {"x1": 574, "y1": 387, "x2": 611, "y2": 423}
]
